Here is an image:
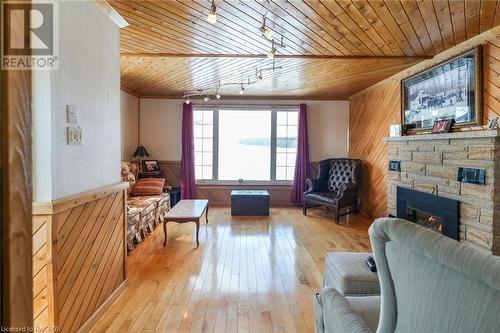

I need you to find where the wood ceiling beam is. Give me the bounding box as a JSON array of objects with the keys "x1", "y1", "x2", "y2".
[{"x1": 120, "y1": 52, "x2": 433, "y2": 61}]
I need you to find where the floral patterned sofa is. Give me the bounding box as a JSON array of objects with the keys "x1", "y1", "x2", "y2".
[{"x1": 121, "y1": 161, "x2": 170, "y2": 252}]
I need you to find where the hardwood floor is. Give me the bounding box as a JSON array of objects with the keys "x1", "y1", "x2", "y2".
[{"x1": 89, "y1": 207, "x2": 372, "y2": 333}]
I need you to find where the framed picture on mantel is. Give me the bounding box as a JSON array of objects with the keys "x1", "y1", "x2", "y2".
[{"x1": 401, "y1": 46, "x2": 482, "y2": 133}]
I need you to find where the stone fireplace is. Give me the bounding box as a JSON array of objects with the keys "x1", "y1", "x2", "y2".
[{"x1": 385, "y1": 130, "x2": 500, "y2": 255}]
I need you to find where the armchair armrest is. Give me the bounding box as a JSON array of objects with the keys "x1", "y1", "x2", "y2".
[
  {"x1": 305, "y1": 178, "x2": 327, "y2": 194},
  {"x1": 336, "y1": 183, "x2": 358, "y2": 200},
  {"x1": 315, "y1": 288, "x2": 373, "y2": 333}
]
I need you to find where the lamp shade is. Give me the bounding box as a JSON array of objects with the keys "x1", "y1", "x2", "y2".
[{"x1": 133, "y1": 145, "x2": 150, "y2": 158}]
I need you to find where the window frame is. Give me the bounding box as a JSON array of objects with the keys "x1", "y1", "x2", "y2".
[{"x1": 193, "y1": 105, "x2": 299, "y2": 185}]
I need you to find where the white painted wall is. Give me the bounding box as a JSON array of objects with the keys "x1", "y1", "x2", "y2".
[
  {"x1": 126, "y1": 98, "x2": 349, "y2": 162},
  {"x1": 121, "y1": 91, "x2": 139, "y2": 160},
  {"x1": 32, "y1": 0, "x2": 121, "y2": 200}
]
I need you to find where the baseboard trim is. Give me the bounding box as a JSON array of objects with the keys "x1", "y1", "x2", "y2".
[{"x1": 76, "y1": 279, "x2": 128, "y2": 333}]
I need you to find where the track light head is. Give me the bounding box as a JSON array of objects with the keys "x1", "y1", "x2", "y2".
[
  {"x1": 239, "y1": 84, "x2": 245, "y2": 95},
  {"x1": 207, "y1": 0, "x2": 217, "y2": 24},
  {"x1": 185, "y1": 98, "x2": 191, "y2": 104},
  {"x1": 260, "y1": 17, "x2": 273, "y2": 40},
  {"x1": 267, "y1": 40, "x2": 276, "y2": 59},
  {"x1": 216, "y1": 93, "x2": 221, "y2": 99},
  {"x1": 204, "y1": 95, "x2": 210, "y2": 102}
]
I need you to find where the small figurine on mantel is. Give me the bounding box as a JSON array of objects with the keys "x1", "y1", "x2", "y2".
[{"x1": 487, "y1": 117, "x2": 499, "y2": 130}]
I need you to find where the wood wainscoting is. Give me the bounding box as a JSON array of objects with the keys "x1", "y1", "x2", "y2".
[
  {"x1": 32, "y1": 182, "x2": 129, "y2": 333},
  {"x1": 157, "y1": 160, "x2": 326, "y2": 206},
  {"x1": 349, "y1": 28, "x2": 500, "y2": 219}
]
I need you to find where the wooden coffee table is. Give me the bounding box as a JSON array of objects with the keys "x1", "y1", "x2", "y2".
[{"x1": 163, "y1": 199, "x2": 209, "y2": 247}]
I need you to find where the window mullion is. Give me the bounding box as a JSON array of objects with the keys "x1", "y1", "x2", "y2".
[
  {"x1": 271, "y1": 110, "x2": 277, "y2": 181},
  {"x1": 212, "y1": 108, "x2": 219, "y2": 180}
]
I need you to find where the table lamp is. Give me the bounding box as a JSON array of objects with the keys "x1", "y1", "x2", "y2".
[{"x1": 133, "y1": 145, "x2": 150, "y2": 171}]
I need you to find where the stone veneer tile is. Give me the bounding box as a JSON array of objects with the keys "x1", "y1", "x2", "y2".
[
  {"x1": 426, "y1": 165, "x2": 458, "y2": 179},
  {"x1": 414, "y1": 180, "x2": 436, "y2": 194},
  {"x1": 460, "y1": 183, "x2": 494, "y2": 200},
  {"x1": 438, "y1": 184, "x2": 460, "y2": 195},
  {"x1": 417, "y1": 145, "x2": 435, "y2": 152},
  {"x1": 434, "y1": 145, "x2": 467, "y2": 152},
  {"x1": 460, "y1": 202, "x2": 480, "y2": 220},
  {"x1": 407, "y1": 172, "x2": 449, "y2": 186},
  {"x1": 413, "y1": 151, "x2": 442, "y2": 164},
  {"x1": 387, "y1": 146, "x2": 398, "y2": 156},
  {"x1": 443, "y1": 151, "x2": 468, "y2": 160},
  {"x1": 468, "y1": 146, "x2": 494, "y2": 160},
  {"x1": 401, "y1": 161, "x2": 426, "y2": 174}
]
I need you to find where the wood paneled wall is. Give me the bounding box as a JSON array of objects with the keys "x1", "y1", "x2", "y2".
[
  {"x1": 158, "y1": 160, "x2": 323, "y2": 206},
  {"x1": 32, "y1": 182, "x2": 128, "y2": 332},
  {"x1": 349, "y1": 28, "x2": 500, "y2": 218},
  {"x1": 197, "y1": 185, "x2": 293, "y2": 207}
]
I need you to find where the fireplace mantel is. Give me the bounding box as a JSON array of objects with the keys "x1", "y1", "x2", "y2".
[
  {"x1": 384, "y1": 129, "x2": 500, "y2": 255},
  {"x1": 385, "y1": 129, "x2": 500, "y2": 142}
]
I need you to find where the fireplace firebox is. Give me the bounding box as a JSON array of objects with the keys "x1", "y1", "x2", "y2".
[{"x1": 396, "y1": 187, "x2": 459, "y2": 240}]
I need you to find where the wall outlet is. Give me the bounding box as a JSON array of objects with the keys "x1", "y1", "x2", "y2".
[
  {"x1": 67, "y1": 126, "x2": 83, "y2": 145},
  {"x1": 66, "y1": 105, "x2": 78, "y2": 124}
]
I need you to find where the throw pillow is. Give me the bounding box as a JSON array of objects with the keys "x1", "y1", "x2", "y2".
[{"x1": 131, "y1": 178, "x2": 165, "y2": 196}]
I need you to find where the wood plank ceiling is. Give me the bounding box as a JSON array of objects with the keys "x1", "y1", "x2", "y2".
[{"x1": 112, "y1": 0, "x2": 500, "y2": 99}]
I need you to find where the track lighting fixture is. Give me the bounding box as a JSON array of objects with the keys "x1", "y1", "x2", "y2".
[
  {"x1": 207, "y1": 0, "x2": 217, "y2": 24},
  {"x1": 216, "y1": 93, "x2": 221, "y2": 99},
  {"x1": 204, "y1": 95, "x2": 210, "y2": 102},
  {"x1": 239, "y1": 84, "x2": 245, "y2": 95},
  {"x1": 260, "y1": 17, "x2": 273, "y2": 40},
  {"x1": 185, "y1": 98, "x2": 191, "y2": 104},
  {"x1": 267, "y1": 40, "x2": 276, "y2": 59},
  {"x1": 215, "y1": 88, "x2": 221, "y2": 99},
  {"x1": 256, "y1": 69, "x2": 264, "y2": 81}
]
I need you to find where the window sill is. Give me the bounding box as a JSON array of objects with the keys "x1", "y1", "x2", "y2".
[{"x1": 196, "y1": 180, "x2": 292, "y2": 186}]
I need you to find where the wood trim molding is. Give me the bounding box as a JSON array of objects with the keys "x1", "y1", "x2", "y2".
[
  {"x1": 32, "y1": 182, "x2": 129, "y2": 215},
  {"x1": 76, "y1": 280, "x2": 128, "y2": 333},
  {"x1": 91, "y1": 0, "x2": 128, "y2": 28},
  {"x1": 1, "y1": 1, "x2": 33, "y2": 326},
  {"x1": 121, "y1": 53, "x2": 432, "y2": 61}
]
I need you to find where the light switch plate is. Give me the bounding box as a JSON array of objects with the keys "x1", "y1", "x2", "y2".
[
  {"x1": 67, "y1": 126, "x2": 83, "y2": 145},
  {"x1": 66, "y1": 105, "x2": 78, "y2": 124}
]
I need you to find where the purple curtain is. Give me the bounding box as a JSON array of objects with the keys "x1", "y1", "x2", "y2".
[
  {"x1": 290, "y1": 103, "x2": 310, "y2": 206},
  {"x1": 180, "y1": 102, "x2": 197, "y2": 199}
]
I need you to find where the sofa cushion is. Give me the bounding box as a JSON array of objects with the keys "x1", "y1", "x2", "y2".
[
  {"x1": 131, "y1": 178, "x2": 165, "y2": 196},
  {"x1": 324, "y1": 252, "x2": 380, "y2": 296}
]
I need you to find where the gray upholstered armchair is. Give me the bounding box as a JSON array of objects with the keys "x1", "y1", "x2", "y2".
[
  {"x1": 314, "y1": 218, "x2": 500, "y2": 333},
  {"x1": 303, "y1": 158, "x2": 361, "y2": 223}
]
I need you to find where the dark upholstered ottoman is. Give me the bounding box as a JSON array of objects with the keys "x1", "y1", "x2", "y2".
[{"x1": 231, "y1": 190, "x2": 269, "y2": 216}]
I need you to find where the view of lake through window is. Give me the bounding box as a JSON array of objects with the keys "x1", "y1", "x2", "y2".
[{"x1": 193, "y1": 107, "x2": 298, "y2": 182}]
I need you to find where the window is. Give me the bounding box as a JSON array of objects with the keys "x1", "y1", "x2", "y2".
[
  {"x1": 193, "y1": 110, "x2": 214, "y2": 180},
  {"x1": 193, "y1": 107, "x2": 298, "y2": 183},
  {"x1": 276, "y1": 111, "x2": 298, "y2": 181}
]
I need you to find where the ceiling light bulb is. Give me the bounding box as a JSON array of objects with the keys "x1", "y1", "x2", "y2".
[
  {"x1": 216, "y1": 93, "x2": 221, "y2": 99},
  {"x1": 204, "y1": 96, "x2": 210, "y2": 102},
  {"x1": 239, "y1": 85, "x2": 245, "y2": 95},
  {"x1": 185, "y1": 98, "x2": 191, "y2": 104},
  {"x1": 207, "y1": 0, "x2": 217, "y2": 24}
]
